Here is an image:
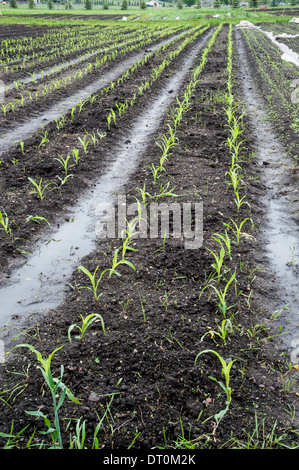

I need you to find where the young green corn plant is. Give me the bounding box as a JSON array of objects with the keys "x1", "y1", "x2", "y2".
[
  {"x1": 68, "y1": 313, "x2": 105, "y2": 344},
  {"x1": 195, "y1": 349, "x2": 237, "y2": 426},
  {"x1": 57, "y1": 174, "x2": 73, "y2": 187},
  {"x1": 8, "y1": 101, "x2": 17, "y2": 114},
  {"x1": 78, "y1": 135, "x2": 90, "y2": 156},
  {"x1": 97, "y1": 130, "x2": 106, "y2": 140},
  {"x1": 55, "y1": 115, "x2": 66, "y2": 131},
  {"x1": 26, "y1": 214, "x2": 51, "y2": 226},
  {"x1": 207, "y1": 245, "x2": 226, "y2": 283},
  {"x1": 77, "y1": 265, "x2": 104, "y2": 307},
  {"x1": 72, "y1": 147, "x2": 80, "y2": 164},
  {"x1": 19, "y1": 141, "x2": 25, "y2": 154},
  {"x1": 17, "y1": 94, "x2": 25, "y2": 108},
  {"x1": 234, "y1": 191, "x2": 251, "y2": 213},
  {"x1": 226, "y1": 167, "x2": 243, "y2": 194},
  {"x1": 38, "y1": 130, "x2": 49, "y2": 148},
  {"x1": 201, "y1": 318, "x2": 233, "y2": 346},
  {"x1": 0, "y1": 103, "x2": 10, "y2": 116},
  {"x1": 106, "y1": 246, "x2": 136, "y2": 279},
  {"x1": 120, "y1": 216, "x2": 140, "y2": 260},
  {"x1": 223, "y1": 218, "x2": 253, "y2": 247},
  {"x1": 13, "y1": 344, "x2": 80, "y2": 449},
  {"x1": 54, "y1": 154, "x2": 73, "y2": 176},
  {"x1": 224, "y1": 102, "x2": 237, "y2": 126},
  {"x1": 13, "y1": 80, "x2": 22, "y2": 91},
  {"x1": 229, "y1": 119, "x2": 244, "y2": 145},
  {"x1": 28, "y1": 177, "x2": 53, "y2": 201},
  {"x1": 212, "y1": 231, "x2": 232, "y2": 262},
  {"x1": 201, "y1": 270, "x2": 236, "y2": 318},
  {"x1": 146, "y1": 162, "x2": 163, "y2": 185},
  {"x1": 106, "y1": 108, "x2": 116, "y2": 129},
  {"x1": 153, "y1": 181, "x2": 180, "y2": 201},
  {"x1": 227, "y1": 137, "x2": 245, "y2": 164},
  {"x1": 136, "y1": 184, "x2": 151, "y2": 206},
  {"x1": 90, "y1": 133, "x2": 98, "y2": 149},
  {"x1": 0, "y1": 210, "x2": 12, "y2": 238}
]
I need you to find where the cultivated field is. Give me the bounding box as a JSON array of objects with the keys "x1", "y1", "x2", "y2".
[{"x1": 0, "y1": 7, "x2": 299, "y2": 452}]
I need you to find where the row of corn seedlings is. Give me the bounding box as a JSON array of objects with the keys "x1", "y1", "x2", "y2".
[
  {"x1": 0, "y1": 25, "x2": 113, "y2": 70},
  {"x1": 3, "y1": 27, "x2": 147, "y2": 89},
  {"x1": 3, "y1": 23, "x2": 179, "y2": 87},
  {"x1": 195, "y1": 24, "x2": 258, "y2": 428},
  {"x1": 0, "y1": 24, "x2": 146, "y2": 71},
  {"x1": 105, "y1": 25, "x2": 210, "y2": 131},
  {"x1": 0, "y1": 24, "x2": 187, "y2": 118},
  {"x1": 240, "y1": 27, "x2": 299, "y2": 157},
  {"x1": 1, "y1": 23, "x2": 183, "y2": 76},
  {"x1": 0, "y1": 24, "x2": 96, "y2": 58},
  {"x1": 225, "y1": 24, "x2": 251, "y2": 214}
]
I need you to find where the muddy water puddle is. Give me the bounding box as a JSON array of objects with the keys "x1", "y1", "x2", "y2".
[
  {"x1": 236, "y1": 29, "x2": 299, "y2": 357},
  {"x1": 0, "y1": 30, "x2": 213, "y2": 344}
]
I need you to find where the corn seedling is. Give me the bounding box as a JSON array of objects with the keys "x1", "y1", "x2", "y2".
[
  {"x1": 57, "y1": 174, "x2": 73, "y2": 187},
  {"x1": 0, "y1": 103, "x2": 10, "y2": 116},
  {"x1": 28, "y1": 177, "x2": 53, "y2": 201},
  {"x1": 106, "y1": 246, "x2": 136, "y2": 279},
  {"x1": 212, "y1": 232, "x2": 232, "y2": 261},
  {"x1": 146, "y1": 162, "x2": 163, "y2": 185},
  {"x1": 201, "y1": 270, "x2": 236, "y2": 318},
  {"x1": 195, "y1": 349, "x2": 237, "y2": 425},
  {"x1": 19, "y1": 141, "x2": 25, "y2": 154},
  {"x1": 68, "y1": 313, "x2": 105, "y2": 343},
  {"x1": 78, "y1": 135, "x2": 90, "y2": 156},
  {"x1": 234, "y1": 191, "x2": 251, "y2": 213},
  {"x1": 201, "y1": 318, "x2": 233, "y2": 346},
  {"x1": 17, "y1": 94, "x2": 25, "y2": 108},
  {"x1": 26, "y1": 214, "x2": 51, "y2": 226},
  {"x1": 106, "y1": 108, "x2": 116, "y2": 129},
  {"x1": 54, "y1": 154, "x2": 73, "y2": 176},
  {"x1": 97, "y1": 130, "x2": 106, "y2": 140},
  {"x1": 38, "y1": 130, "x2": 49, "y2": 148},
  {"x1": 153, "y1": 181, "x2": 180, "y2": 201},
  {"x1": 207, "y1": 245, "x2": 226, "y2": 283},
  {"x1": 0, "y1": 210, "x2": 12, "y2": 238},
  {"x1": 13, "y1": 80, "x2": 22, "y2": 91},
  {"x1": 226, "y1": 167, "x2": 243, "y2": 193},
  {"x1": 55, "y1": 115, "x2": 66, "y2": 131},
  {"x1": 13, "y1": 344, "x2": 80, "y2": 449},
  {"x1": 90, "y1": 133, "x2": 98, "y2": 148},
  {"x1": 223, "y1": 218, "x2": 253, "y2": 247},
  {"x1": 72, "y1": 147, "x2": 80, "y2": 164},
  {"x1": 77, "y1": 265, "x2": 104, "y2": 307},
  {"x1": 136, "y1": 184, "x2": 150, "y2": 206}
]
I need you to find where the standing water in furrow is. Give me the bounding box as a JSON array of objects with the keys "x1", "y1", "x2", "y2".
[{"x1": 235, "y1": 28, "x2": 299, "y2": 355}]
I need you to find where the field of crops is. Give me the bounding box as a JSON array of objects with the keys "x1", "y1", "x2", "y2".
[{"x1": 0, "y1": 9, "x2": 299, "y2": 452}]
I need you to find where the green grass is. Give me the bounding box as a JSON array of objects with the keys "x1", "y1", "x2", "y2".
[{"x1": 0, "y1": 3, "x2": 293, "y2": 26}]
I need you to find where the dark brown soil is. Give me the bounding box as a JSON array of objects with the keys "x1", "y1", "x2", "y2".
[{"x1": 0, "y1": 23, "x2": 298, "y2": 452}]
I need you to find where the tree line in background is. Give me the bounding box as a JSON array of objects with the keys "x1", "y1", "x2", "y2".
[{"x1": 6, "y1": 0, "x2": 299, "y2": 10}]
